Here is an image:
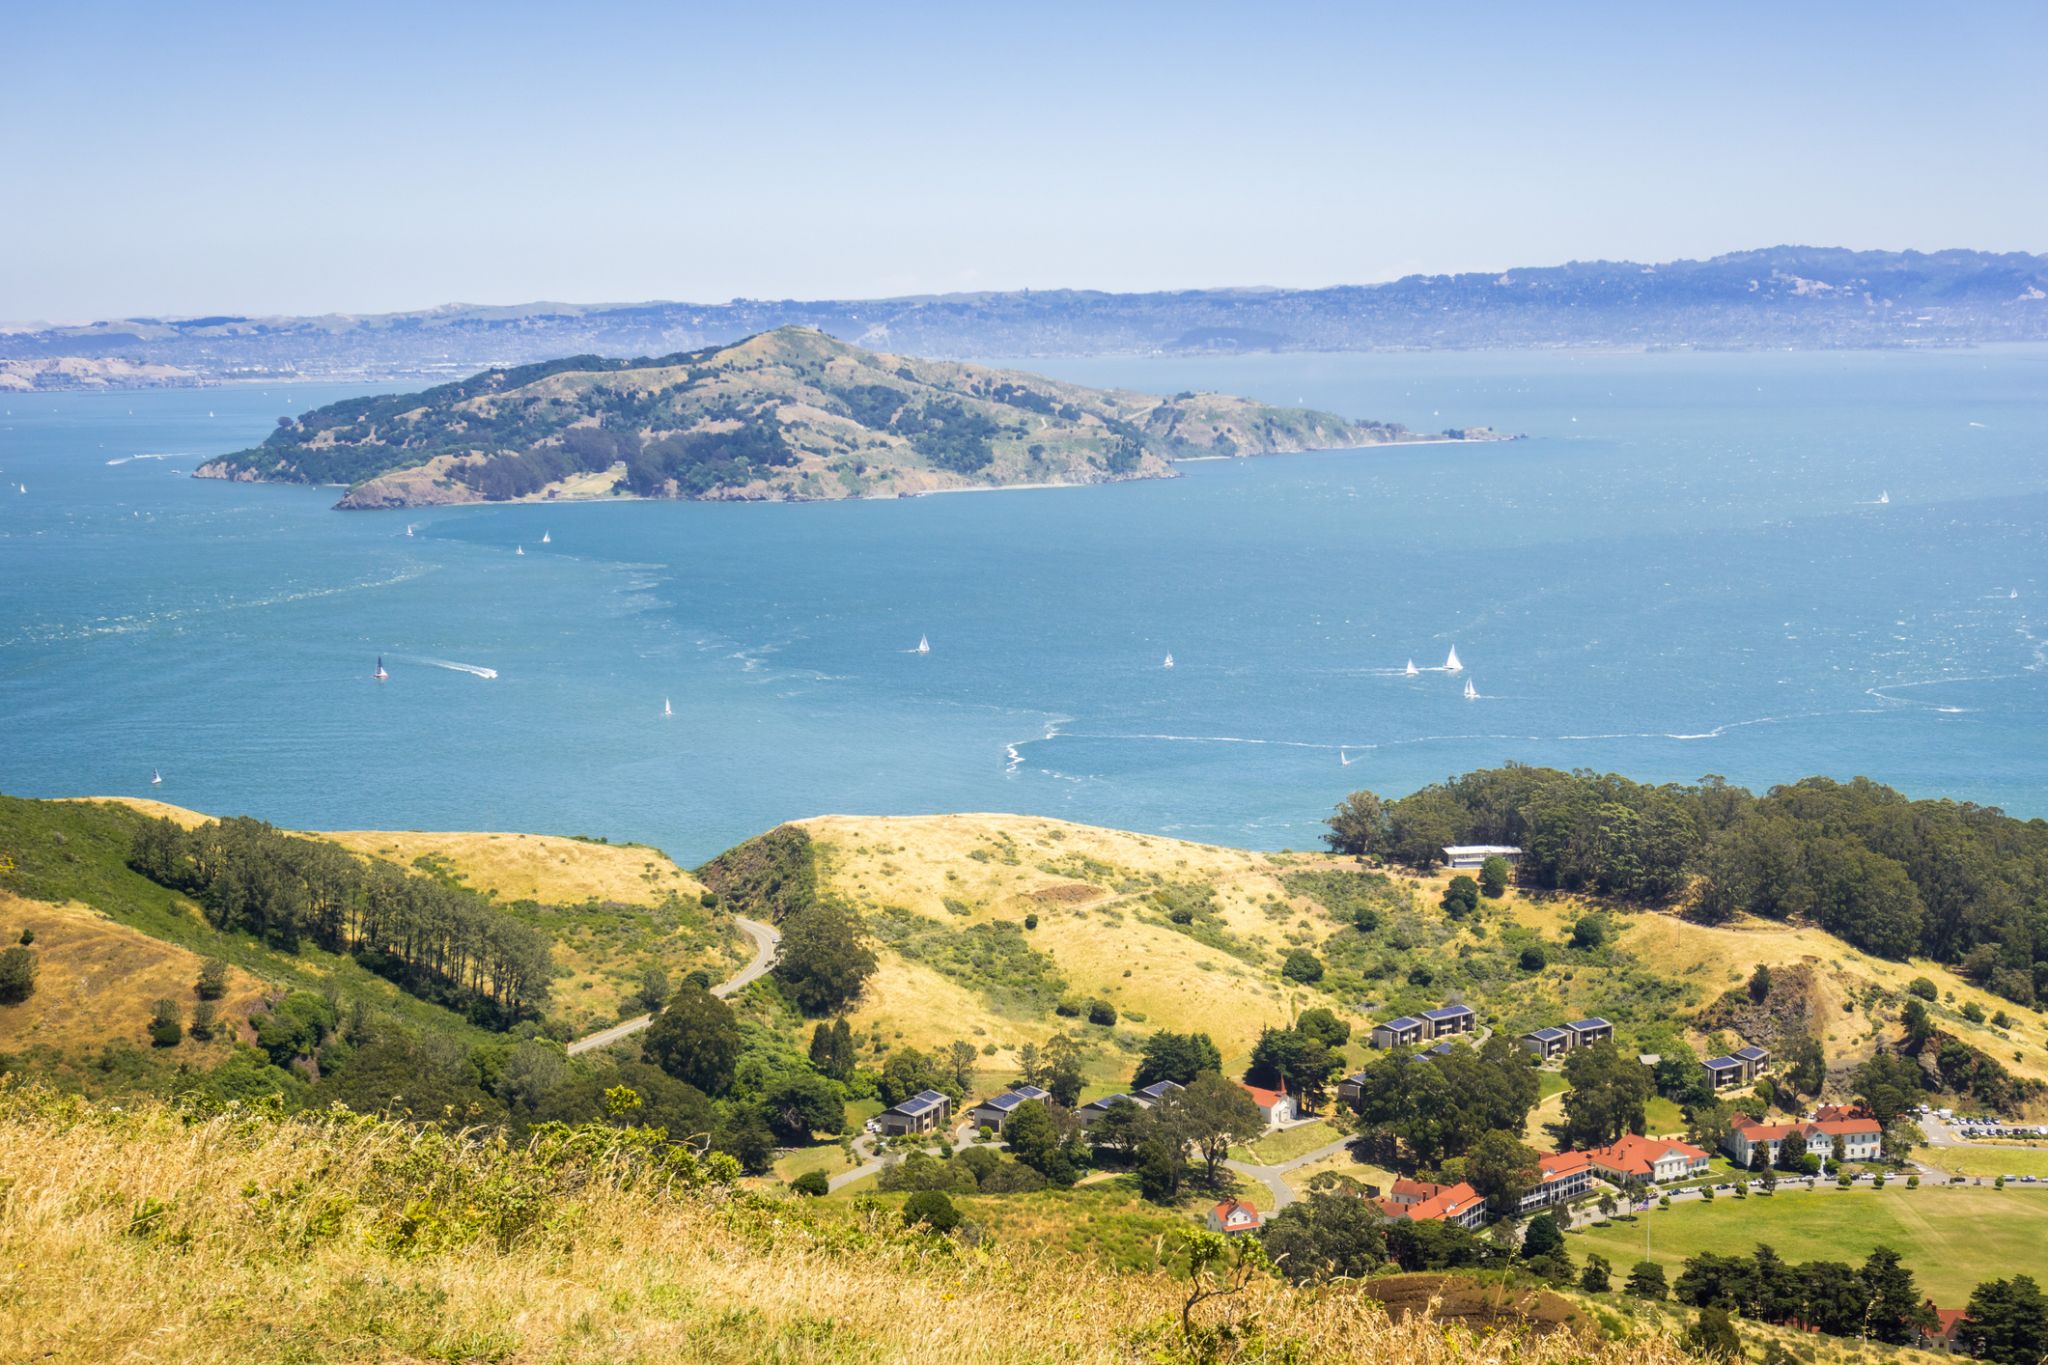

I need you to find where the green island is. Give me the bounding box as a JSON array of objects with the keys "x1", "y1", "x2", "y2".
[
  {"x1": 3, "y1": 765, "x2": 2048, "y2": 1361},
  {"x1": 192, "y1": 326, "x2": 1507, "y2": 508}
]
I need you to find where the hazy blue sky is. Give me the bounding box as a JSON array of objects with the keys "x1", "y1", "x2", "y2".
[{"x1": 4, "y1": 1, "x2": 2042, "y2": 320}]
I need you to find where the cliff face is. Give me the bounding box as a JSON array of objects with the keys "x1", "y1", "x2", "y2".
[{"x1": 195, "y1": 327, "x2": 1488, "y2": 508}]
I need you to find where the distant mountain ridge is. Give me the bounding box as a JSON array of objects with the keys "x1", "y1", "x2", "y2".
[
  {"x1": 9, "y1": 246, "x2": 2046, "y2": 386},
  {"x1": 196, "y1": 327, "x2": 1487, "y2": 507}
]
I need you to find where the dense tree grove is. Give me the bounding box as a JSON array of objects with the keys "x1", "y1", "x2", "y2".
[
  {"x1": 1328, "y1": 766, "x2": 2048, "y2": 1001},
  {"x1": 1348, "y1": 1033, "x2": 1541, "y2": 1167},
  {"x1": 1671, "y1": 1243, "x2": 1935, "y2": 1344},
  {"x1": 129, "y1": 817, "x2": 551, "y2": 1023}
]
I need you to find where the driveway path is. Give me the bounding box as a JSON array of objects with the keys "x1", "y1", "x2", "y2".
[
  {"x1": 1223, "y1": 1133, "x2": 1359, "y2": 1214},
  {"x1": 567, "y1": 915, "x2": 779, "y2": 1056}
]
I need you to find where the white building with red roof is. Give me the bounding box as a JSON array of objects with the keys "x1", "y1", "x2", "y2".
[
  {"x1": 1518, "y1": 1149, "x2": 1596, "y2": 1212},
  {"x1": 1377, "y1": 1179, "x2": 1488, "y2": 1230},
  {"x1": 1725, "y1": 1113, "x2": 1882, "y2": 1166},
  {"x1": 1207, "y1": 1198, "x2": 1262, "y2": 1235},
  {"x1": 1584, "y1": 1135, "x2": 1711, "y2": 1184},
  {"x1": 1239, "y1": 1080, "x2": 1295, "y2": 1130}
]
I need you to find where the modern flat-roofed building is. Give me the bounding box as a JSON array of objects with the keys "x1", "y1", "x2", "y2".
[
  {"x1": 1442, "y1": 845, "x2": 1523, "y2": 871},
  {"x1": 1564, "y1": 1018, "x2": 1614, "y2": 1049},
  {"x1": 1370, "y1": 1016, "x2": 1426, "y2": 1050},
  {"x1": 1131, "y1": 1079, "x2": 1183, "y2": 1108},
  {"x1": 965, "y1": 1085, "x2": 1050, "y2": 1134},
  {"x1": 877, "y1": 1088, "x2": 952, "y2": 1135},
  {"x1": 1703, "y1": 1055, "x2": 1746, "y2": 1092},
  {"x1": 1521, "y1": 1026, "x2": 1570, "y2": 1060},
  {"x1": 1734, "y1": 1044, "x2": 1771, "y2": 1080},
  {"x1": 1421, "y1": 1003, "x2": 1477, "y2": 1040}
]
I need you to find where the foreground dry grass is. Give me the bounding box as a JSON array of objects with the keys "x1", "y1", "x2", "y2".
[{"x1": 0, "y1": 1084, "x2": 1696, "y2": 1365}]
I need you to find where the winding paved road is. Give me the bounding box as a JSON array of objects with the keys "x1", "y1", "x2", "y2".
[
  {"x1": 566, "y1": 915, "x2": 779, "y2": 1056},
  {"x1": 1224, "y1": 1131, "x2": 1360, "y2": 1213}
]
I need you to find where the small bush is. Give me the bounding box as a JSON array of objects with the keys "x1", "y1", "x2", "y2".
[
  {"x1": 1961, "y1": 1001, "x2": 1986, "y2": 1025},
  {"x1": 1519, "y1": 945, "x2": 1548, "y2": 972},
  {"x1": 1087, "y1": 1000, "x2": 1117, "y2": 1027},
  {"x1": 188, "y1": 1000, "x2": 218, "y2": 1042},
  {"x1": 1054, "y1": 999, "x2": 1081, "y2": 1018},
  {"x1": 148, "y1": 999, "x2": 183, "y2": 1048},
  {"x1": 0, "y1": 946, "x2": 38, "y2": 1004},
  {"x1": 1281, "y1": 949, "x2": 1324, "y2": 984},
  {"x1": 1023, "y1": 913, "x2": 1038, "y2": 930},
  {"x1": 790, "y1": 1170, "x2": 829, "y2": 1197},
  {"x1": 1906, "y1": 977, "x2": 1938, "y2": 1001},
  {"x1": 902, "y1": 1189, "x2": 960, "y2": 1233},
  {"x1": 195, "y1": 958, "x2": 229, "y2": 1001},
  {"x1": 15, "y1": 929, "x2": 32, "y2": 946}
]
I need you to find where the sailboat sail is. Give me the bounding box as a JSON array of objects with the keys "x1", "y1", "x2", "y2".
[
  {"x1": 663, "y1": 698, "x2": 673, "y2": 717},
  {"x1": 1405, "y1": 659, "x2": 1418, "y2": 676},
  {"x1": 916, "y1": 634, "x2": 930, "y2": 654},
  {"x1": 1163, "y1": 653, "x2": 1174, "y2": 669},
  {"x1": 1464, "y1": 678, "x2": 1478, "y2": 700},
  {"x1": 1444, "y1": 646, "x2": 1462, "y2": 672}
]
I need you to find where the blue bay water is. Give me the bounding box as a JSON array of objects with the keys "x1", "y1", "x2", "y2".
[{"x1": 1, "y1": 348, "x2": 2044, "y2": 862}]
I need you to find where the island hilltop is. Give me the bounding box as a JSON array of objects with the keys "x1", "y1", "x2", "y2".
[{"x1": 195, "y1": 326, "x2": 1509, "y2": 508}]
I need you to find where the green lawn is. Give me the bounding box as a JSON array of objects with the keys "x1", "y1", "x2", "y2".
[
  {"x1": 1642, "y1": 1096, "x2": 1685, "y2": 1135},
  {"x1": 772, "y1": 1143, "x2": 858, "y2": 1182},
  {"x1": 1232, "y1": 1119, "x2": 1339, "y2": 1166},
  {"x1": 1536, "y1": 1071, "x2": 1570, "y2": 1100},
  {"x1": 1915, "y1": 1144, "x2": 2048, "y2": 1180},
  {"x1": 1569, "y1": 1185, "x2": 2048, "y2": 1302}
]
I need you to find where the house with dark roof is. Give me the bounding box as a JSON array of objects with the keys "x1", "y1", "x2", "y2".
[
  {"x1": 1075, "y1": 1094, "x2": 1139, "y2": 1128},
  {"x1": 1702, "y1": 1055, "x2": 1746, "y2": 1092},
  {"x1": 965, "y1": 1085, "x2": 1050, "y2": 1134},
  {"x1": 1131, "y1": 1079, "x2": 1184, "y2": 1107},
  {"x1": 1207, "y1": 1198, "x2": 1262, "y2": 1235},
  {"x1": 1733, "y1": 1044, "x2": 1771, "y2": 1079},
  {"x1": 876, "y1": 1089, "x2": 952, "y2": 1135},
  {"x1": 1420, "y1": 1004, "x2": 1477, "y2": 1040},
  {"x1": 1370, "y1": 1016, "x2": 1425, "y2": 1050},
  {"x1": 1521, "y1": 1026, "x2": 1570, "y2": 1060},
  {"x1": 1336, "y1": 1070, "x2": 1370, "y2": 1106},
  {"x1": 1564, "y1": 1018, "x2": 1614, "y2": 1049}
]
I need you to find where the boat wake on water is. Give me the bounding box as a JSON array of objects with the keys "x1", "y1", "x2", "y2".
[{"x1": 397, "y1": 655, "x2": 499, "y2": 680}]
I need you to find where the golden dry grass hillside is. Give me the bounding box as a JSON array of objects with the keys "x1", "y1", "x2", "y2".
[
  {"x1": 790, "y1": 815, "x2": 2046, "y2": 1106},
  {"x1": 800, "y1": 813, "x2": 1354, "y2": 1073},
  {"x1": 319, "y1": 829, "x2": 705, "y2": 906},
  {"x1": 0, "y1": 1081, "x2": 1697, "y2": 1365},
  {"x1": 0, "y1": 892, "x2": 269, "y2": 1054}
]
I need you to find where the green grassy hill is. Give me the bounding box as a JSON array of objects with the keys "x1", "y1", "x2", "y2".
[{"x1": 194, "y1": 326, "x2": 1471, "y2": 507}]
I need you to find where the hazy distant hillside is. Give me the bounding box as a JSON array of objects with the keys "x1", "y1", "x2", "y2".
[
  {"x1": 196, "y1": 327, "x2": 1463, "y2": 507},
  {"x1": 7, "y1": 247, "x2": 2046, "y2": 385}
]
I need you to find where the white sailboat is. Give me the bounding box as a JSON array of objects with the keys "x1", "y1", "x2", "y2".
[
  {"x1": 1878, "y1": 491, "x2": 1890, "y2": 505},
  {"x1": 150, "y1": 769, "x2": 162, "y2": 786},
  {"x1": 1405, "y1": 659, "x2": 1419, "y2": 677},
  {"x1": 541, "y1": 531, "x2": 551, "y2": 544},
  {"x1": 374, "y1": 656, "x2": 388, "y2": 681},
  {"x1": 2011, "y1": 589, "x2": 2020, "y2": 600},
  {"x1": 515, "y1": 545, "x2": 525, "y2": 556},
  {"x1": 663, "y1": 697, "x2": 673, "y2": 718},
  {"x1": 1163, "y1": 653, "x2": 1175, "y2": 669},
  {"x1": 915, "y1": 634, "x2": 930, "y2": 655},
  {"x1": 1444, "y1": 645, "x2": 1463, "y2": 673},
  {"x1": 405, "y1": 524, "x2": 414, "y2": 538},
  {"x1": 1464, "y1": 678, "x2": 1478, "y2": 701}
]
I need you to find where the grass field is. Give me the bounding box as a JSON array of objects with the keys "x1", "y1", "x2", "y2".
[
  {"x1": 1568, "y1": 1185, "x2": 2048, "y2": 1302},
  {"x1": 1913, "y1": 1144, "x2": 2048, "y2": 1180},
  {"x1": 1234, "y1": 1119, "x2": 1340, "y2": 1165}
]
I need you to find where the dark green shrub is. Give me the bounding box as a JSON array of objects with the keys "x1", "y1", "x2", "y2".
[
  {"x1": 902, "y1": 1189, "x2": 960, "y2": 1233},
  {"x1": 790, "y1": 1170, "x2": 829, "y2": 1197},
  {"x1": 148, "y1": 999, "x2": 183, "y2": 1048}
]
